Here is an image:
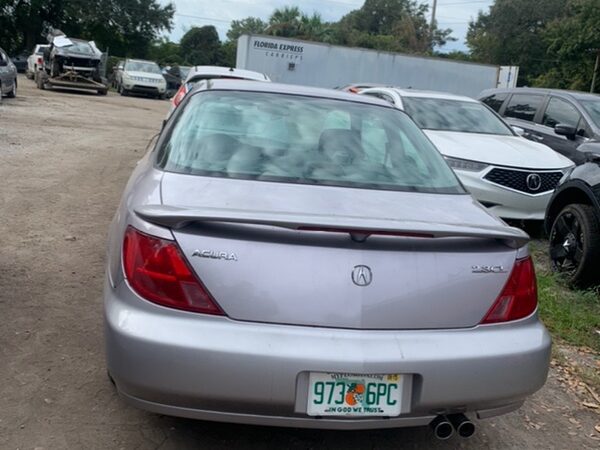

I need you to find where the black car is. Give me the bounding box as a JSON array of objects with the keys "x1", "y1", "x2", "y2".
[
  {"x1": 478, "y1": 88, "x2": 600, "y2": 165},
  {"x1": 10, "y1": 53, "x2": 28, "y2": 73},
  {"x1": 545, "y1": 142, "x2": 600, "y2": 286}
]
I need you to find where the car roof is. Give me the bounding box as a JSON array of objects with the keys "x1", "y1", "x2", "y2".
[
  {"x1": 190, "y1": 79, "x2": 393, "y2": 107},
  {"x1": 185, "y1": 66, "x2": 270, "y2": 83},
  {"x1": 367, "y1": 87, "x2": 478, "y2": 103},
  {"x1": 480, "y1": 87, "x2": 600, "y2": 101}
]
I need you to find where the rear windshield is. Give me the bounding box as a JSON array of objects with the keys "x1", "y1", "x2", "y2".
[
  {"x1": 157, "y1": 91, "x2": 464, "y2": 194},
  {"x1": 402, "y1": 97, "x2": 514, "y2": 135}
]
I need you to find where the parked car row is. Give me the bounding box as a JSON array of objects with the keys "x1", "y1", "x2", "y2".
[{"x1": 358, "y1": 87, "x2": 574, "y2": 221}]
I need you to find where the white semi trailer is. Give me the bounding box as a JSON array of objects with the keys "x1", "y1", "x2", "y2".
[{"x1": 236, "y1": 34, "x2": 518, "y2": 98}]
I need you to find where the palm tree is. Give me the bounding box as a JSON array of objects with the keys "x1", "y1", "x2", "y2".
[{"x1": 267, "y1": 6, "x2": 302, "y2": 37}]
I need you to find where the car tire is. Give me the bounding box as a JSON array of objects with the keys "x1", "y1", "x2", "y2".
[
  {"x1": 549, "y1": 203, "x2": 600, "y2": 287},
  {"x1": 7, "y1": 79, "x2": 16, "y2": 98},
  {"x1": 120, "y1": 86, "x2": 128, "y2": 96},
  {"x1": 98, "y1": 89, "x2": 107, "y2": 96}
]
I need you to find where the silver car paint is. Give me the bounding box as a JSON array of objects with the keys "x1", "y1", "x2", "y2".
[
  {"x1": 0, "y1": 47, "x2": 17, "y2": 97},
  {"x1": 105, "y1": 276, "x2": 550, "y2": 429},
  {"x1": 104, "y1": 80, "x2": 551, "y2": 428}
]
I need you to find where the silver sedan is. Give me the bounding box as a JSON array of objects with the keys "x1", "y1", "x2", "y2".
[{"x1": 104, "y1": 80, "x2": 550, "y2": 439}]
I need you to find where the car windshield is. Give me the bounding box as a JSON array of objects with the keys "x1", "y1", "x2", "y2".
[
  {"x1": 402, "y1": 97, "x2": 514, "y2": 135},
  {"x1": 157, "y1": 91, "x2": 464, "y2": 194},
  {"x1": 125, "y1": 61, "x2": 161, "y2": 74},
  {"x1": 66, "y1": 41, "x2": 95, "y2": 55},
  {"x1": 580, "y1": 100, "x2": 600, "y2": 128}
]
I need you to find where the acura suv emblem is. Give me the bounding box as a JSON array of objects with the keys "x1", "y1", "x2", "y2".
[
  {"x1": 526, "y1": 173, "x2": 542, "y2": 191},
  {"x1": 351, "y1": 265, "x2": 373, "y2": 286}
]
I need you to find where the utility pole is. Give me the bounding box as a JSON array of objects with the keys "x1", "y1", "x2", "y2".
[
  {"x1": 430, "y1": 0, "x2": 438, "y2": 51},
  {"x1": 591, "y1": 50, "x2": 600, "y2": 93}
]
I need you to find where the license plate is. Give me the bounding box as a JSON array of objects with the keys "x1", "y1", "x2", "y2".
[{"x1": 307, "y1": 372, "x2": 403, "y2": 417}]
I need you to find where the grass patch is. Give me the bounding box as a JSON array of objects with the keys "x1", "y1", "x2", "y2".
[{"x1": 530, "y1": 240, "x2": 600, "y2": 352}]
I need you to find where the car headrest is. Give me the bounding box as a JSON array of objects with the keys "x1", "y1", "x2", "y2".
[{"x1": 318, "y1": 129, "x2": 362, "y2": 164}]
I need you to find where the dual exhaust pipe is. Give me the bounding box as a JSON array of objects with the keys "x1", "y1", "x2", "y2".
[{"x1": 430, "y1": 413, "x2": 475, "y2": 440}]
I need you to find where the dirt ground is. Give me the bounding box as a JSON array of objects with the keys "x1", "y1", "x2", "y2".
[{"x1": 0, "y1": 77, "x2": 599, "y2": 449}]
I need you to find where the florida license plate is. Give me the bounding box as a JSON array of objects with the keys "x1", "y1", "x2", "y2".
[{"x1": 307, "y1": 372, "x2": 403, "y2": 417}]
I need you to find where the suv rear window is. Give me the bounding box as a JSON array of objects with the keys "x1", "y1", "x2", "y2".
[
  {"x1": 504, "y1": 94, "x2": 544, "y2": 122},
  {"x1": 480, "y1": 93, "x2": 508, "y2": 113},
  {"x1": 158, "y1": 91, "x2": 464, "y2": 194}
]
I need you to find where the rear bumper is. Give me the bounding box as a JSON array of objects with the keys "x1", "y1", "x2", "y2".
[{"x1": 105, "y1": 279, "x2": 551, "y2": 429}]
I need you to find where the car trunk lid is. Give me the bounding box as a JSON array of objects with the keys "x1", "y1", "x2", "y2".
[{"x1": 146, "y1": 175, "x2": 526, "y2": 330}]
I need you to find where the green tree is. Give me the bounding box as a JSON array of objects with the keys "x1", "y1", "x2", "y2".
[
  {"x1": 466, "y1": 0, "x2": 567, "y2": 85},
  {"x1": 227, "y1": 17, "x2": 267, "y2": 41},
  {"x1": 0, "y1": 0, "x2": 174, "y2": 56},
  {"x1": 332, "y1": 0, "x2": 452, "y2": 53},
  {"x1": 180, "y1": 25, "x2": 221, "y2": 65},
  {"x1": 266, "y1": 6, "x2": 303, "y2": 37},
  {"x1": 148, "y1": 38, "x2": 182, "y2": 66},
  {"x1": 534, "y1": 0, "x2": 600, "y2": 91}
]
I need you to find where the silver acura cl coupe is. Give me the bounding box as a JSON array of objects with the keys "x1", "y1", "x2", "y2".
[{"x1": 104, "y1": 80, "x2": 551, "y2": 438}]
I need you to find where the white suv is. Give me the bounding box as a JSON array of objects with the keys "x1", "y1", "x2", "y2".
[
  {"x1": 360, "y1": 87, "x2": 574, "y2": 221},
  {"x1": 115, "y1": 59, "x2": 167, "y2": 99}
]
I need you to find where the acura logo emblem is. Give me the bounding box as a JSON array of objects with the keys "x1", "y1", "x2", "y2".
[
  {"x1": 526, "y1": 173, "x2": 542, "y2": 191},
  {"x1": 351, "y1": 265, "x2": 373, "y2": 286}
]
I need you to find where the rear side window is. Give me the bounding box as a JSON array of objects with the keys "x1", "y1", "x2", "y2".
[
  {"x1": 542, "y1": 97, "x2": 581, "y2": 128},
  {"x1": 480, "y1": 93, "x2": 508, "y2": 113},
  {"x1": 157, "y1": 91, "x2": 464, "y2": 194},
  {"x1": 504, "y1": 94, "x2": 544, "y2": 122}
]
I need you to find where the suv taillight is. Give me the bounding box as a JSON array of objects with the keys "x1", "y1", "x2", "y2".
[
  {"x1": 171, "y1": 84, "x2": 188, "y2": 108},
  {"x1": 481, "y1": 256, "x2": 537, "y2": 324},
  {"x1": 122, "y1": 226, "x2": 223, "y2": 315}
]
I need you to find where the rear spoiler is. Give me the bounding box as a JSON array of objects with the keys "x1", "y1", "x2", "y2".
[{"x1": 135, "y1": 205, "x2": 529, "y2": 249}]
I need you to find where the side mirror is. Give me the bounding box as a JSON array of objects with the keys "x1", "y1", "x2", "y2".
[
  {"x1": 512, "y1": 126, "x2": 525, "y2": 136},
  {"x1": 554, "y1": 123, "x2": 577, "y2": 140}
]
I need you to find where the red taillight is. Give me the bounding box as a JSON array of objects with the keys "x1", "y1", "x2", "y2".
[
  {"x1": 37, "y1": 56, "x2": 43, "y2": 65},
  {"x1": 171, "y1": 84, "x2": 188, "y2": 108},
  {"x1": 122, "y1": 226, "x2": 223, "y2": 315},
  {"x1": 481, "y1": 256, "x2": 537, "y2": 324}
]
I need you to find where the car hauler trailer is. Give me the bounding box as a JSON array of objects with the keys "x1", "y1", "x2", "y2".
[
  {"x1": 236, "y1": 35, "x2": 518, "y2": 98},
  {"x1": 35, "y1": 33, "x2": 108, "y2": 95}
]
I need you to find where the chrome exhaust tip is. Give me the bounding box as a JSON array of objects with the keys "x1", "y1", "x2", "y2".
[
  {"x1": 430, "y1": 415, "x2": 454, "y2": 440},
  {"x1": 448, "y1": 413, "x2": 476, "y2": 438}
]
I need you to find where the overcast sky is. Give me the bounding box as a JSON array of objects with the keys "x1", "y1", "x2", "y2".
[{"x1": 160, "y1": 0, "x2": 495, "y2": 53}]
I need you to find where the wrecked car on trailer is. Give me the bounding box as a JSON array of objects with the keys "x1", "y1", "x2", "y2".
[{"x1": 36, "y1": 31, "x2": 108, "y2": 95}]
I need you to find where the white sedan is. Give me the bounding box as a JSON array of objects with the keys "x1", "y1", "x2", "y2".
[{"x1": 360, "y1": 87, "x2": 574, "y2": 221}]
